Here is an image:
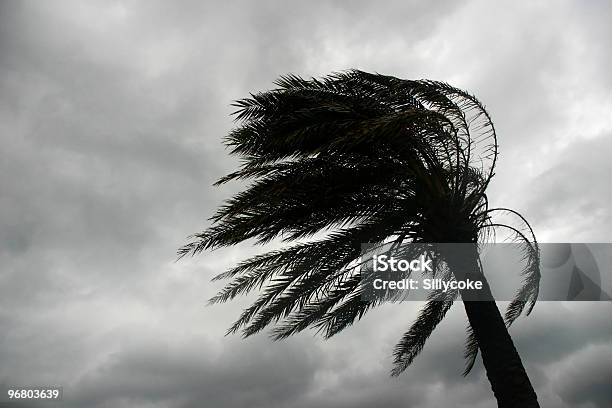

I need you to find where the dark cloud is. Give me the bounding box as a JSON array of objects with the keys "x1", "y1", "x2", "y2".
[
  {"x1": 525, "y1": 133, "x2": 612, "y2": 242},
  {"x1": 553, "y1": 343, "x2": 612, "y2": 408},
  {"x1": 1, "y1": 0, "x2": 611, "y2": 407}
]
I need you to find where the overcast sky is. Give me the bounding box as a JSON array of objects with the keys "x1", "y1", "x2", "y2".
[{"x1": 1, "y1": 1, "x2": 611, "y2": 407}]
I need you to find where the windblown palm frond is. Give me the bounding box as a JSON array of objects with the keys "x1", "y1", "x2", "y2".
[{"x1": 391, "y1": 263, "x2": 459, "y2": 376}]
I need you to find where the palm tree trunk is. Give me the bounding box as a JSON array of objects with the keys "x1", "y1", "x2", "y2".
[{"x1": 444, "y1": 244, "x2": 540, "y2": 408}]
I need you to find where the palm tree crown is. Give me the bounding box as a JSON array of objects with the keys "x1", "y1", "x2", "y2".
[{"x1": 179, "y1": 70, "x2": 540, "y2": 386}]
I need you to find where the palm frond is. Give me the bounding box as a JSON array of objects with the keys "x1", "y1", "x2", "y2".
[
  {"x1": 391, "y1": 285, "x2": 458, "y2": 376},
  {"x1": 479, "y1": 208, "x2": 540, "y2": 325},
  {"x1": 462, "y1": 324, "x2": 479, "y2": 376}
]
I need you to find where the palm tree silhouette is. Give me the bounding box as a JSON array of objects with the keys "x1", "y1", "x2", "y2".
[{"x1": 180, "y1": 70, "x2": 541, "y2": 407}]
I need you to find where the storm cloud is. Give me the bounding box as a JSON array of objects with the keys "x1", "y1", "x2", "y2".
[{"x1": 1, "y1": 1, "x2": 611, "y2": 407}]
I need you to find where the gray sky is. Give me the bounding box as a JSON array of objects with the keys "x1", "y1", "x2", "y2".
[{"x1": 1, "y1": 1, "x2": 611, "y2": 407}]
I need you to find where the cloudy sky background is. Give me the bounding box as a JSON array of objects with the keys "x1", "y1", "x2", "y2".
[{"x1": 1, "y1": 1, "x2": 611, "y2": 407}]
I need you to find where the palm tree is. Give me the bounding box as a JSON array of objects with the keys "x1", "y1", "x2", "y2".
[{"x1": 179, "y1": 70, "x2": 541, "y2": 407}]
